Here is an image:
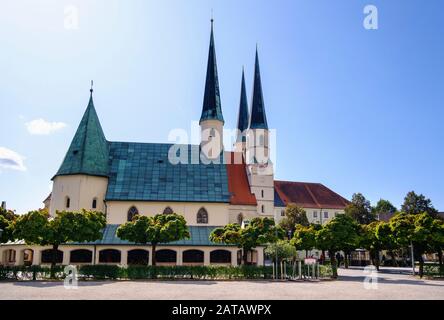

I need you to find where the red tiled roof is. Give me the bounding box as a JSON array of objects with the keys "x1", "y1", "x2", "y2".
[
  {"x1": 274, "y1": 180, "x2": 349, "y2": 210},
  {"x1": 225, "y1": 152, "x2": 257, "y2": 206}
]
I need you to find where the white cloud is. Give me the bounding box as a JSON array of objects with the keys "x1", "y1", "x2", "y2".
[
  {"x1": 0, "y1": 147, "x2": 27, "y2": 171},
  {"x1": 25, "y1": 118, "x2": 67, "y2": 135}
]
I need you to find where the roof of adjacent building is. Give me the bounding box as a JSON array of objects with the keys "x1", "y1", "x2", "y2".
[
  {"x1": 105, "y1": 142, "x2": 230, "y2": 203},
  {"x1": 200, "y1": 21, "x2": 224, "y2": 124},
  {"x1": 54, "y1": 93, "x2": 109, "y2": 179},
  {"x1": 80, "y1": 225, "x2": 232, "y2": 246},
  {"x1": 225, "y1": 152, "x2": 257, "y2": 206},
  {"x1": 274, "y1": 180, "x2": 349, "y2": 209}
]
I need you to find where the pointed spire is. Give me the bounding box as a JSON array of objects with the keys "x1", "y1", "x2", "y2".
[
  {"x1": 53, "y1": 85, "x2": 109, "y2": 179},
  {"x1": 249, "y1": 47, "x2": 268, "y2": 130},
  {"x1": 200, "y1": 19, "x2": 224, "y2": 124},
  {"x1": 236, "y1": 68, "x2": 249, "y2": 142}
]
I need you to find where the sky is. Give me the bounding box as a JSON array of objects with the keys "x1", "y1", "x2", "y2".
[{"x1": 0, "y1": 0, "x2": 443, "y2": 214}]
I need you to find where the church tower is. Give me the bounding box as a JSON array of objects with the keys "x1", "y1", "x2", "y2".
[
  {"x1": 234, "y1": 69, "x2": 249, "y2": 155},
  {"x1": 200, "y1": 20, "x2": 225, "y2": 160},
  {"x1": 50, "y1": 85, "x2": 109, "y2": 216},
  {"x1": 246, "y1": 49, "x2": 275, "y2": 217}
]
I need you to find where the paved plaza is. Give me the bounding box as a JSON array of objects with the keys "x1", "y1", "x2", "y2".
[{"x1": 0, "y1": 267, "x2": 443, "y2": 300}]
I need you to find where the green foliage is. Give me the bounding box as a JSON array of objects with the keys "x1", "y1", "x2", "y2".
[
  {"x1": 345, "y1": 193, "x2": 376, "y2": 225},
  {"x1": 117, "y1": 213, "x2": 190, "y2": 266},
  {"x1": 13, "y1": 209, "x2": 106, "y2": 273},
  {"x1": 265, "y1": 240, "x2": 297, "y2": 262},
  {"x1": 401, "y1": 191, "x2": 438, "y2": 217},
  {"x1": 210, "y1": 217, "x2": 283, "y2": 264},
  {"x1": 315, "y1": 214, "x2": 360, "y2": 277},
  {"x1": 372, "y1": 199, "x2": 397, "y2": 215},
  {"x1": 279, "y1": 204, "x2": 309, "y2": 233},
  {"x1": 0, "y1": 215, "x2": 13, "y2": 243},
  {"x1": 0, "y1": 265, "x2": 275, "y2": 281},
  {"x1": 290, "y1": 224, "x2": 317, "y2": 253}
]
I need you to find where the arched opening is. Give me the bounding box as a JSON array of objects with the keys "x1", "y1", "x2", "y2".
[
  {"x1": 261, "y1": 205, "x2": 265, "y2": 213},
  {"x1": 197, "y1": 208, "x2": 208, "y2": 224},
  {"x1": 210, "y1": 250, "x2": 231, "y2": 264},
  {"x1": 70, "y1": 249, "x2": 93, "y2": 264},
  {"x1": 4, "y1": 249, "x2": 16, "y2": 265},
  {"x1": 155, "y1": 249, "x2": 177, "y2": 264},
  {"x1": 127, "y1": 206, "x2": 139, "y2": 222},
  {"x1": 22, "y1": 249, "x2": 34, "y2": 266},
  {"x1": 237, "y1": 213, "x2": 244, "y2": 225},
  {"x1": 127, "y1": 249, "x2": 149, "y2": 265},
  {"x1": 41, "y1": 249, "x2": 63, "y2": 264},
  {"x1": 66, "y1": 197, "x2": 70, "y2": 209},
  {"x1": 163, "y1": 207, "x2": 173, "y2": 215},
  {"x1": 99, "y1": 249, "x2": 121, "y2": 264},
  {"x1": 92, "y1": 198, "x2": 97, "y2": 209},
  {"x1": 183, "y1": 250, "x2": 204, "y2": 265}
]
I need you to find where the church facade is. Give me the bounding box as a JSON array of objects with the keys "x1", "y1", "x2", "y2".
[{"x1": 1, "y1": 23, "x2": 349, "y2": 267}]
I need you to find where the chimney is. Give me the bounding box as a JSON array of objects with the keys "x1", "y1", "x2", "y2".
[{"x1": 1, "y1": 201, "x2": 6, "y2": 210}]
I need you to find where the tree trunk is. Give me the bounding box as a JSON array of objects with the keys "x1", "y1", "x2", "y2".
[
  {"x1": 371, "y1": 250, "x2": 380, "y2": 271},
  {"x1": 437, "y1": 249, "x2": 443, "y2": 267},
  {"x1": 344, "y1": 252, "x2": 349, "y2": 269},
  {"x1": 389, "y1": 251, "x2": 397, "y2": 267},
  {"x1": 151, "y1": 243, "x2": 157, "y2": 266},
  {"x1": 243, "y1": 249, "x2": 248, "y2": 265},
  {"x1": 329, "y1": 250, "x2": 338, "y2": 279},
  {"x1": 305, "y1": 250, "x2": 308, "y2": 258},
  {"x1": 51, "y1": 244, "x2": 59, "y2": 279},
  {"x1": 418, "y1": 254, "x2": 424, "y2": 278}
]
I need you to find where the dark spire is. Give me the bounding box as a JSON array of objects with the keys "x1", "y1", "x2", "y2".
[
  {"x1": 53, "y1": 85, "x2": 109, "y2": 179},
  {"x1": 200, "y1": 19, "x2": 224, "y2": 124},
  {"x1": 236, "y1": 68, "x2": 249, "y2": 142},
  {"x1": 249, "y1": 47, "x2": 268, "y2": 130}
]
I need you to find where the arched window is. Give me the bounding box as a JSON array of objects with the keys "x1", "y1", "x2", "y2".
[
  {"x1": 281, "y1": 210, "x2": 285, "y2": 217},
  {"x1": 66, "y1": 197, "x2": 70, "y2": 209},
  {"x1": 99, "y1": 249, "x2": 121, "y2": 263},
  {"x1": 237, "y1": 213, "x2": 244, "y2": 225},
  {"x1": 183, "y1": 250, "x2": 204, "y2": 264},
  {"x1": 127, "y1": 206, "x2": 139, "y2": 222},
  {"x1": 41, "y1": 249, "x2": 63, "y2": 264},
  {"x1": 155, "y1": 249, "x2": 177, "y2": 263},
  {"x1": 163, "y1": 207, "x2": 173, "y2": 215},
  {"x1": 210, "y1": 250, "x2": 231, "y2": 264},
  {"x1": 92, "y1": 198, "x2": 97, "y2": 209},
  {"x1": 261, "y1": 205, "x2": 265, "y2": 213},
  {"x1": 197, "y1": 208, "x2": 208, "y2": 224},
  {"x1": 70, "y1": 249, "x2": 93, "y2": 263},
  {"x1": 127, "y1": 249, "x2": 149, "y2": 265},
  {"x1": 259, "y1": 134, "x2": 264, "y2": 146}
]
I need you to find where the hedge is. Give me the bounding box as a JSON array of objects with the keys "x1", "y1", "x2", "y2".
[
  {"x1": 420, "y1": 263, "x2": 444, "y2": 278},
  {"x1": 0, "y1": 264, "x2": 333, "y2": 281}
]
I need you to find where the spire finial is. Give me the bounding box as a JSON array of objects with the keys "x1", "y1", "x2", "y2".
[
  {"x1": 90, "y1": 80, "x2": 94, "y2": 94},
  {"x1": 211, "y1": 9, "x2": 214, "y2": 26}
]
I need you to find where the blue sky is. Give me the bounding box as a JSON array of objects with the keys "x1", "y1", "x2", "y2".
[{"x1": 0, "y1": 0, "x2": 443, "y2": 214}]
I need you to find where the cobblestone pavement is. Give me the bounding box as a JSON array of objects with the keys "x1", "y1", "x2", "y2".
[{"x1": 0, "y1": 267, "x2": 443, "y2": 300}]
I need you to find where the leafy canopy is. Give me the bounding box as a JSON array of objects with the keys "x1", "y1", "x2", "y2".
[
  {"x1": 279, "y1": 204, "x2": 309, "y2": 233},
  {"x1": 345, "y1": 193, "x2": 376, "y2": 225},
  {"x1": 401, "y1": 191, "x2": 438, "y2": 218},
  {"x1": 117, "y1": 213, "x2": 190, "y2": 245}
]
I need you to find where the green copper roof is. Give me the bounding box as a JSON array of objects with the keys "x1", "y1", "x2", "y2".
[
  {"x1": 200, "y1": 21, "x2": 224, "y2": 124},
  {"x1": 54, "y1": 93, "x2": 109, "y2": 178},
  {"x1": 105, "y1": 142, "x2": 230, "y2": 203},
  {"x1": 236, "y1": 69, "x2": 249, "y2": 143},
  {"x1": 74, "y1": 225, "x2": 232, "y2": 246},
  {"x1": 249, "y1": 49, "x2": 268, "y2": 130}
]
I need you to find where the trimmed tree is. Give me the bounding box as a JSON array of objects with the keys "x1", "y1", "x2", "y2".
[
  {"x1": 279, "y1": 204, "x2": 309, "y2": 234},
  {"x1": 360, "y1": 221, "x2": 384, "y2": 270},
  {"x1": 210, "y1": 217, "x2": 283, "y2": 265},
  {"x1": 117, "y1": 213, "x2": 190, "y2": 266},
  {"x1": 375, "y1": 221, "x2": 398, "y2": 266},
  {"x1": 315, "y1": 215, "x2": 360, "y2": 278},
  {"x1": 0, "y1": 206, "x2": 16, "y2": 243},
  {"x1": 13, "y1": 209, "x2": 106, "y2": 275},
  {"x1": 264, "y1": 240, "x2": 297, "y2": 264},
  {"x1": 290, "y1": 224, "x2": 317, "y2": 258},
  {"x1": 345, "y1": 193, "x2": 376, "y2": 225}
]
